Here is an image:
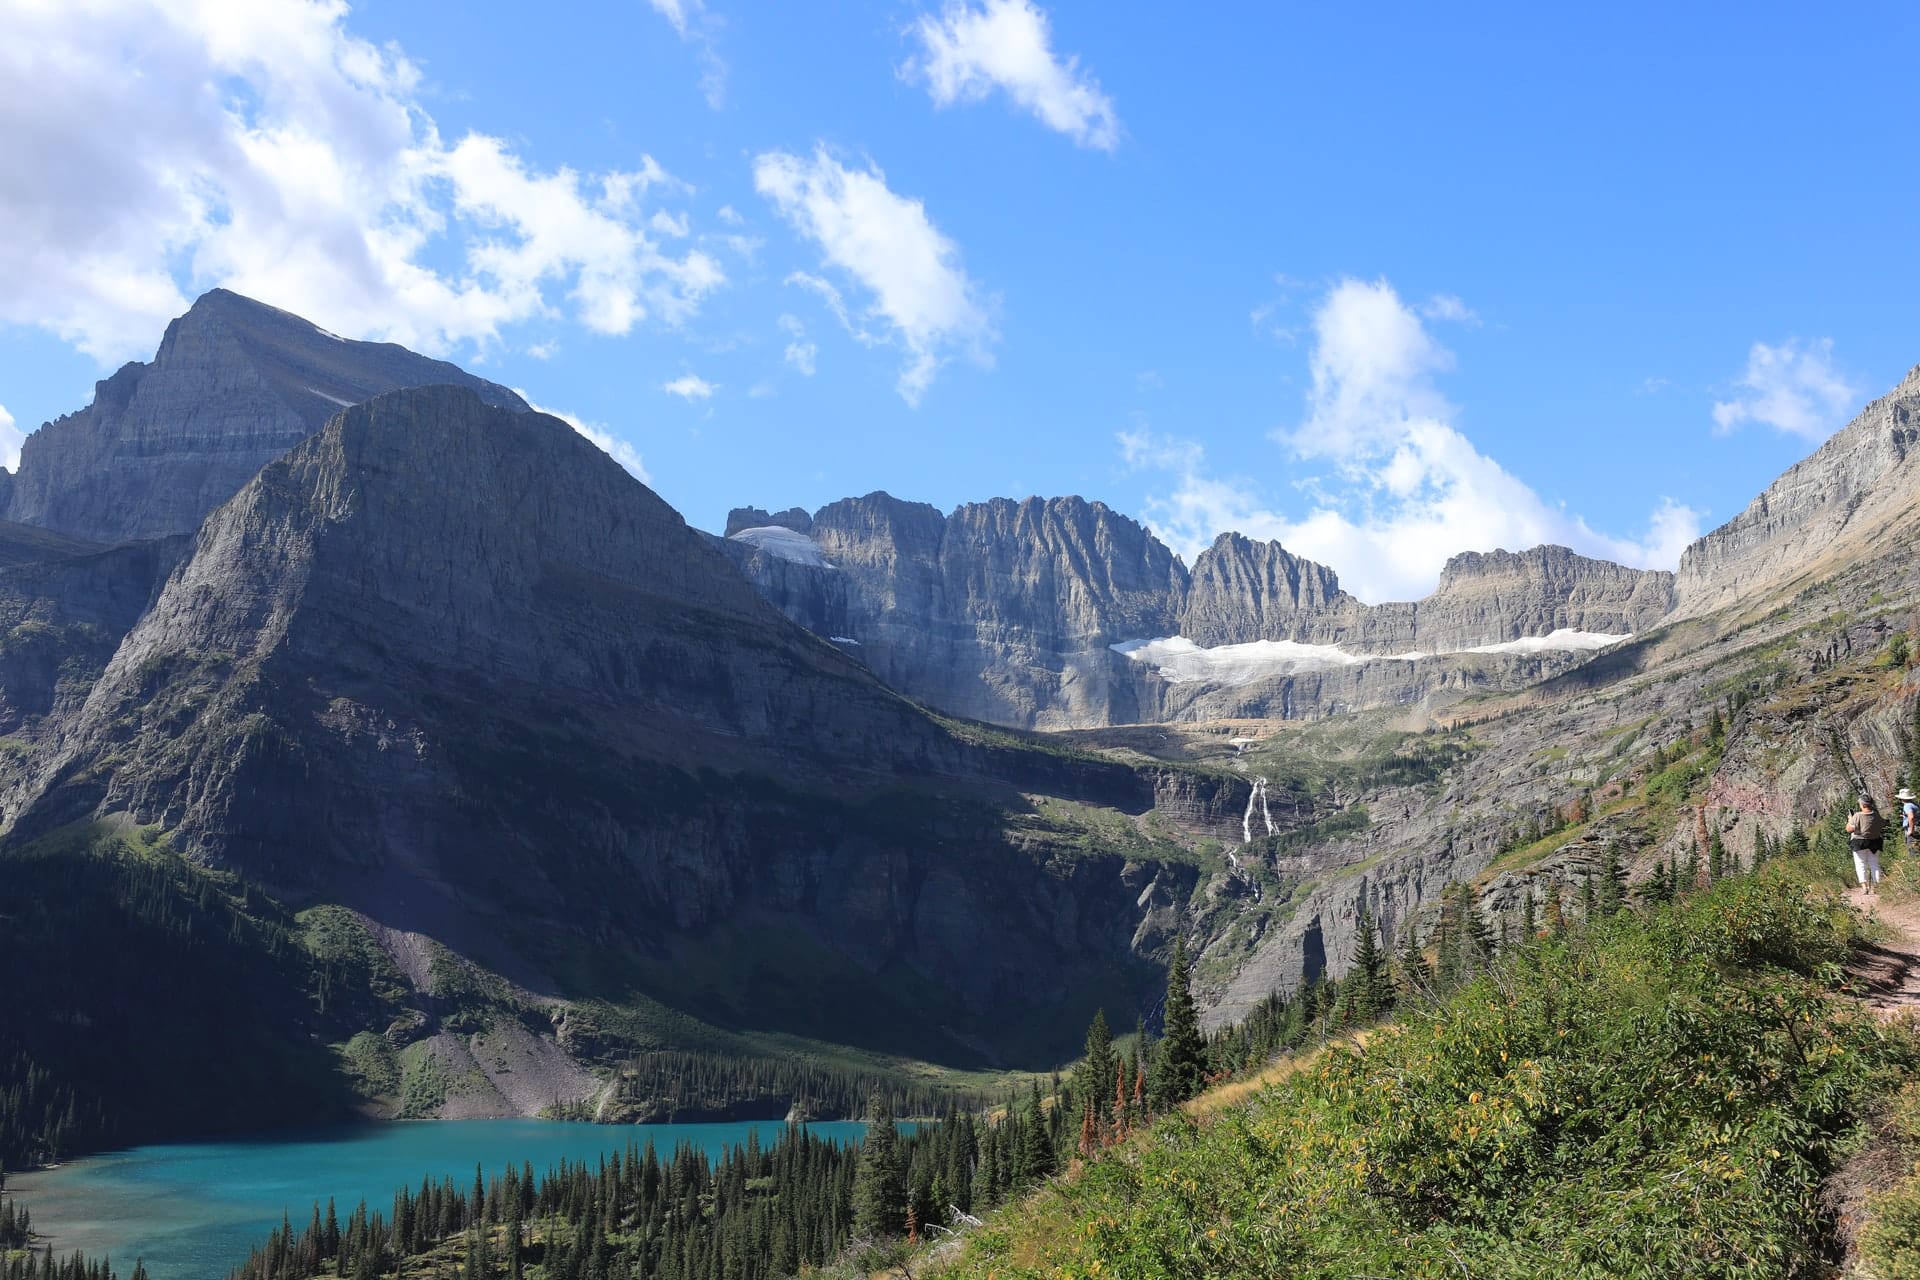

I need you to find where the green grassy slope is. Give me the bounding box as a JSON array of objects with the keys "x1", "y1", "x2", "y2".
[{"x1": 932, "y1": 863, "x2": 1914, "y2": 1279}]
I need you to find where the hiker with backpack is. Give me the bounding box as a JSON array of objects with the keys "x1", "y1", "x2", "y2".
[
  {"x1": 1900, "y1": 786, "x2": 1919, "y2": 857},
  {"x1": 1847, "y1": 793, "x2": 1887, "y2": 892}
]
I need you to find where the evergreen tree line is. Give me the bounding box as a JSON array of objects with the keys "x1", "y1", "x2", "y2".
[
  {"x1": 590, "y1": 1051, "x2": 979, "y2": 1126},
  {"x1": 225, "y1": 1097, "x2": 1086, "y2": 1280},
  {"x1": 0, "y1": 1243, "x2": 138, "y2": 1280},
  {"x1": 0, "y1": 837, "x2": 352, "y2": 1171}
]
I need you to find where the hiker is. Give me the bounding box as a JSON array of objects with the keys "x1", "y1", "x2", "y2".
[
  {"x1": 1900, "y1": 786, "x2": 1920, "y2": 856},
  {"x1": 1847, "y1": 793, "x2": 1887, "y2": 892}
]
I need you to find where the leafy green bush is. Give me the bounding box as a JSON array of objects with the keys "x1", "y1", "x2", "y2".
[{"x1": 946, "y1": 868, "x2": 1910, "y2": 1279}]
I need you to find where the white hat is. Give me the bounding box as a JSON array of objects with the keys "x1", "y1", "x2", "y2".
[{"x1": 1899, "y1": 788, "x2": 1918, "y2": 802}]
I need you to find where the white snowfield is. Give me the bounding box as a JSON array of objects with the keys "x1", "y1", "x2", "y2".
[
  {"x1": 1111, "y1": 629, "x2": 1628, "y2": 687},
  {"x1": 729, "y1": 526, "x2": 834, "y2": 567}
]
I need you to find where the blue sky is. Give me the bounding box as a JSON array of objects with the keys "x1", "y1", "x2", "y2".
[{"x1": 2, "y1": 1, "x2": 1916, "y2": 600}]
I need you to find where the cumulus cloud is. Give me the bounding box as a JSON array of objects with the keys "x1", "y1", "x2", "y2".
[
  {"x1": 1712, "y1": 338, "x2": 1859, "y2": 440},
  {"x1": 516, "y1": 390, "x2": 651, "y2": 484},
  {"x1": 663, "y1": 373, "x2": 716, "y2": 400},
  {"x1": 755, "y1": 147, "x2": 993, "y2": 404},
  {"x1": 0, "y1": 0, "x2": 723, "y2": 365},
  {"x1": 904, "y1": 0, "x2": 1120, "y2": 150},
  {"x1": 1124, "y1": 278, "x2": 1702, "y2": 603},
  {"x1": 0, "y1": 405, "x2": 21, "y2": 472}
]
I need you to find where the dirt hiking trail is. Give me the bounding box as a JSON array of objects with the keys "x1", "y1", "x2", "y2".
[{"x1": 1845, "y1": 886, "x2": 1920, "y2": 1019}]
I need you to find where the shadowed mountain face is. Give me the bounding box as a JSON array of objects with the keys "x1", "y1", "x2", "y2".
[
  {"x1": 1, "y1": 289, "x2": 528, "y2": 544},
  {"x1": 0, "y1": 386, "x2": 1175, "y2": 1066}
]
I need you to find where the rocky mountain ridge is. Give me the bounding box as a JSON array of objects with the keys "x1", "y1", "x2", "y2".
[
  {"x1": 0, "y1": 289, "x2": 528, "y2": 545},
  {"x1": 721, "y1": 496, "x2": 1674, "y2": 729},
  {"x1": 1671, "y1": 362, "x2": 1920, "y2": 621}
]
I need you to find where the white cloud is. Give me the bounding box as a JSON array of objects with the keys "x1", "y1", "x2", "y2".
[
  {"x1": 1421, "y1": 293, "x2": 1479, "y2": 325},
  {"x1": 717, "y1": 204, "x2": 744, "y2": 226},
  {"x1": 645, "y1": 0, "x2": 727, "y2": 109},
  {"x1": 905, "y1": 0, "x2": 1120, "y2": 150},
  {"x1": 649, "y1": 210, "x2": 690, "y2": 238},
  {"x1": 755, "y1": 147, "x2": 993, "y2": 405},
  {"x1": 647, "y1": 0, "x2": 692, "y2": 35},
  {"x1": 1711, "y1": 338, "x2": 1859, "y2": 441},
  {"x1": 515, "y1": 390, "x2": 650, "y2": 484},
  {"x1": 1125, "y1": 278, "x2": 1702, "y2": 602},
  {"x1": 526, "y1": 341, "x2": 557, "y2": 360},
  {"x1": 0, "y1": 0, "x2": 723, "y2": 364},
  {"x1": 0, "y1": 404, "x2": 21, "y2": 472},
  {"x1": 663, "y1": 373, "x2": 716, "y2": 400},
  {"x1": 779, "y1": 314, "x2": 817, "y2": 376}
]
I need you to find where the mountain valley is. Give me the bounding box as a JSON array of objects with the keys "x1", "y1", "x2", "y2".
[{"x1": 2, "y1": 295, "x2": 1919, "y2": 1263}]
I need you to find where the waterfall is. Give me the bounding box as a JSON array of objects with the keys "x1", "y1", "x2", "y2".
[{"x1": 1242, "y1": 777, "x2": 1272, "y2": 844}]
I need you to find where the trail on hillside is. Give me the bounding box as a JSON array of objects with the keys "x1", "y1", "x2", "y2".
[{"x1": 1845, "y1": 887, "x2": 1920, "y2": 1018}]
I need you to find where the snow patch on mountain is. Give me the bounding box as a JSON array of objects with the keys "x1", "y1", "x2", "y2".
[
  {"x1": 1110, "y1": 637, "x2": 1412, "y2": 687},
  {"x1": 1112, "y1": 629, "x2": 1628, "y2": 687},
  {"x1": 1462, "y1": 629, "x2": 1631, "y2": 655},
  {"x1": 730, "y1": 525, "x2": 834, "y2": 567}
]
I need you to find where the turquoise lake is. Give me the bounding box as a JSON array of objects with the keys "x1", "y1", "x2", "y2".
[{"x1": 11, "y1": 1118, "x2": 869, "y2": 1280}]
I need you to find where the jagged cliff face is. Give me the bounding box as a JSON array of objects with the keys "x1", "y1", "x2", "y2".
[
  {"x1": 1673, "y1": 365, "x2": 1920, "y2": 621},
  {"x1": 724, "y1": 498, "x2": 1675, "y2": 729},
  {"x1": 721, "y1": 492, "x2": 1190, "y2": 728},
  {"x1": 1179, "y1": 533, "x2": 1351, "y2": 647},
  {"x1": 3, "y1": 289, "x2": 528, "y2": 544}
]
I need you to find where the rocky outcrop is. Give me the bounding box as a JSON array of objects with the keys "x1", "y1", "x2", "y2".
[
  {"x1": 1180, "y1": 533, "x2": 1351, "y2": 646},
  {"x1": 1673, "y1": 364, "x2": 1920, "y2": 620},
  {"x1": 3, "y1": 289, "x2": 528, "y2": 544},
  {"x1": 725, "y1": 506, "x2": 813, "y2": 536}
]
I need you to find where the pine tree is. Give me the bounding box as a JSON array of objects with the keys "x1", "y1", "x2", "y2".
[
  {"x1": 1707, "y1": 831, "x2": 1727, "y2": 881},
  {"x1": 1351, "y1": 902, "x2": 1389, "y2": 1018},
  {"x1": 1598, "y1": 842, "x2": 1627, "y2": 915},
  {"x1": 1072, "y1": 1009, "x2": 1115, "y2": 1132},
  {"x1": 852, "y1": 1101, "x2": 905, "y2": 1239},
  {"x1": 1394, "y1": 921, "x2": 1430, "y2": 1000},
  {"x1": 1149, "y1": 936, "x2": 1207, "y2": 1109}
]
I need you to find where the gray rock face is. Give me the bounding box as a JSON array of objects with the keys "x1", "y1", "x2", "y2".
[
  {"x1": 1180, "y1": 533, "x2": 1351, "y2": 646},
  {"x1": 1348, "y1": 545, "x2": 1675, "y2": 652},
  {"x1": 726, "y1": 492, "x2": 1189, "y2": 728},
  {"x1": 0, "y1": 528, "x2": 184, "y2": 738},
  {"x1": 725, "y1": 506, "x2": 813, "y2": 536},
  {"x1": 1673, "y1": 364, "x2": 1920, "y2": 620},
  {"x1": 0, "y1": 386, "x2": 1193, "y2": 1065},
  {"x1": 725, "y1": 495, "x2": 1675, "y2": 728},
  {"x1": 3, "y1": 289, "x2": 528, "y2": 544}
]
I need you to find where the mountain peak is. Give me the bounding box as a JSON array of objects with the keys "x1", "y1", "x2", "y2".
[{"x1": 4, "y1": 294, "x2": 527, "y2": 544}]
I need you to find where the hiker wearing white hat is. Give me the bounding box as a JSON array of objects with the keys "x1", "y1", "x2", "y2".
[{"x1": 1899, "y1": 786, "x2": 1918, "y2": 856}]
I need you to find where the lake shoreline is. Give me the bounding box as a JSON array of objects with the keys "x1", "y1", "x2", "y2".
[{"x1": 9, "y1": 1116, "x2": 873, "y2": 1280}]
